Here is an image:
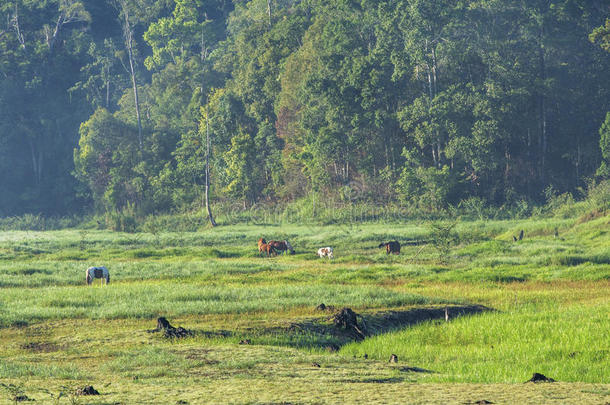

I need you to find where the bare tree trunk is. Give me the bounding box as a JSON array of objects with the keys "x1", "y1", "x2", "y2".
[
  {"x1": 46, "y1": 13, "x2": 65, "y2": 50},
  {"x1": 431, "y1": 47, "x2": 441, "y2": 167},
  {"x1": 346, "y1": 159, "x2": 350, "y2": 182},
  {"x1": 27, "y1": 137, "x2": 42, "y2": 185},
  {"x1": 205, "y1": 112, "x2": 217, "y2": 227},
  {"x1": 267, "y1": 0, "x2": 272, "y2": 29},
  {"x1": 437, "y1": 138, "x2": 442, "y2": 167},
  {"x1": 384, "y1": 141, "x2": 389, "y2": 169},
  {"x1": 106, "y1": 77, "x2": 110, "y2": 108},
  {"x1": 527, "y1": 128, "x2": 532, "y2": 196},
  {"x1": 120, "y1": 3, "x2": 142, "y2": 148},
  {"x1": 427, "y1": 66, "x2": 433, "y2": 101},
  {"x1": 46, "y1": 1, "x2": 89, "y2": 51},
  {"x1": 431, "y1": 47, "x2": 438, "y2": 97},
  {"x1": 575, "y1": 141, "x2": 581, "y2": 187},
  {"x1": 28, "y1": 138, "x2": 38, "y2": 185},
  {"x1": 538, "y1": 23, "x2": 547, "y2": 184},
  {"x1": 11, "y1": 6, "x2": 26, "y2": 49}
]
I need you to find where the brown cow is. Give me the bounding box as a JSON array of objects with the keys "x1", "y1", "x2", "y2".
[
  {"x1": 379, "y1": 241, "x2": 400, "y2": 255},
  {"x1": 268, "y1": 240, "x2": 295, "y2": 255},
  {"x1": 258, "y1": 238, "x2": 267, "y2": 253},
  {"x1": 259, "y1": 243, "x2": 277, "y2": 257}
]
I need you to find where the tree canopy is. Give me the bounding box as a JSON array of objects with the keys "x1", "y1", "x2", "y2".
[{"x1": 1, "y1": 0, "x2": 608, "y2": 217}]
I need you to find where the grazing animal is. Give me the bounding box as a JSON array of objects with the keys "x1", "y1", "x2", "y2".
[
  {"x1": 318, "y1": 247, "x2": 334, "y2": 259},
  {"x1": 260, "y1": 243, "x2": 277, "y2": 257},
  {"x1": 86, "y1": 266, "x2": 109, "y2": 285},
  {"x1": 379, "y1": 241, "x2": 401, "y2": 254},
  {"x1": 269, "y1": 240, "x2": 295, "y2": 255},
  {"x1": 257, "y1": 237, "x2": 267, "y2": 253}
]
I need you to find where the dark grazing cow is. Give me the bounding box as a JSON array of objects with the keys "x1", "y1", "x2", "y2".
[
  {"x1": 268, "y1": 240, "x2": 295, "y2": 255},
  {"x1": 379, "y1": 241, "x2": 400, "y2": 255}
]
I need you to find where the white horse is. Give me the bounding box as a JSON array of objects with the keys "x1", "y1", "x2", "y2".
[
  {"x1": 86, "y1": 266, "x2": 110, "y2": 285},
  {"x1": 317, "y1": 247, "x2": 333, "y2": 259}
]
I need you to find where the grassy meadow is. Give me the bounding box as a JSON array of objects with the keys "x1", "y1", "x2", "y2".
[{"x1": 0, "y1": 214, "x2": 608, "y2": 404}]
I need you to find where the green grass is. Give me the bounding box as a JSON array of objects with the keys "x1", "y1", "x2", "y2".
[
  {"x1": 0, "y1": 214, "x2": 608, "y2": 403},
  {"x1": 341, "y1": 303, "x2": 609, "y2": 383}
]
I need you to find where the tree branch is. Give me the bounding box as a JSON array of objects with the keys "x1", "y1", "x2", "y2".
[{"x1": 10, "y1": 7, "x2": 26, "y2": 49}]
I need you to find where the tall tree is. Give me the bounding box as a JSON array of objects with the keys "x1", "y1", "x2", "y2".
[{"x1": 111, "y1": 0, "x2": 143, "y2": 148}]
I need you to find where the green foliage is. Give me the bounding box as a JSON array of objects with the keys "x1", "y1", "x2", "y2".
[
  {"x1": 589, "y1": 18, "x2": 610, "y2": 52},
  {"x1": 398, "y1": 164, "x2": 462, "y2": 210},
  {"x1": 104, "y1": 202, "x2": 138, "y2": 232},
  {"x1": 598, "y1": 112, "x2": 610, "y2": 179},
  {"x1": 223, "y1": 129, "x2": 259, "y2": 205},
  {"x1": 0, "y1": 214, "x2": 608, "y2": 399},
  {"x1": 428, "y1": 220, "x2": 459, "y2": 261},
  {"x1": 1, "y1": 0, "x2": 609, "y2": 218}
]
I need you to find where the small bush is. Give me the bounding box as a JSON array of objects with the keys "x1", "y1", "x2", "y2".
[{"x1": 105, "y1": 203, "x2": 139, "y2": 232}]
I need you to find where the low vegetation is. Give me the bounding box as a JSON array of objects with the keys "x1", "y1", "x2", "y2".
[{"x1": 0, "y1": 209, "x2": 608, "y2": 403}]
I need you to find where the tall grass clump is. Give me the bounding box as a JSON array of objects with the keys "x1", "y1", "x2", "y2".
[
  {"x1": 0, "y1": 214, "x2": 81, "y2": 231},
  {"x1": 341, "y1": 303, "x2": 609, "y2": 383}
]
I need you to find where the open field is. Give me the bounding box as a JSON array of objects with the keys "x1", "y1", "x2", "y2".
[{"x1": 0, "y1": 214, "x2": 608, "y2": 404}]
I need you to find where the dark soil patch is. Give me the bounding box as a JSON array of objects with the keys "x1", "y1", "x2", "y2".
[
  {"x1": 20, "y1": 341, "x2": 59, "y2": 352},
  {"x1": 181, "y1": 348, "x2": 218, "y2": 365},
  {"x1": 75, "y1": 386, "x2": 99, "y2": 395},
  {"x1": 366, "y1": 305, "x2": 489, "y2": 333},
  {"x1": 18, "y1": 268, "x2": 51, "y2": 276},
  {"x1": 399, "y1": 366, "x2": 435, "y2": 373},
  {"x1": 13, "y1": 321, "x2": 29, "y2": 328},
  {"x1": 148, "y1": 317, "x2": 193, "y2": 339},
  {"x1": 526, "y1": 373, "x2": 556, "y2": 383},
  {"x1": 333, "y1": 308, "x2": 366, "y2": 340},
  {"x1": 335, "y1": 377, "x2": 404, "y2": 384},
  {"x1": 270, "y1": 304, "x2": 491, "y2": 349},
  {"x1": 13, "y1": 395, "x2": 34, "y2": 402}
]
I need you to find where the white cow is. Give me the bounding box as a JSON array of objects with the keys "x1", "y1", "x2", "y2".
[
  {"x1": 317, "y1": 247, "x2": 334, "y2": 259},
  {"x1": 86, "y1": 266, "x2": 110, "y2": 285}
]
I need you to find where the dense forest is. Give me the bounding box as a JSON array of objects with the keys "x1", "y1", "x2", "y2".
[{"x1": 1, "y1": 0, "x2": 609, "y2": 218}]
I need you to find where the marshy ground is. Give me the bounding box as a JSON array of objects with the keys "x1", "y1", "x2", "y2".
[{"x1": 0, "y1": 215, "x2": 608, "y2": 404}]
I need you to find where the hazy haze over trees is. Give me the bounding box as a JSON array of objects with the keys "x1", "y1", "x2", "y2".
[{"x1": 1, "y1": 0, "x2": 608, "y2": 217}]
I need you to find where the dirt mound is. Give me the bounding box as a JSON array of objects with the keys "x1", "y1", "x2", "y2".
[
  {"x1": 75, "y1": 386, "x2": 99, "y2": 395},
  {"x1": 316, "y1": 303, "x2": 335, "y2": 312},
  {"x1": 157, "y1": 317, "x2": 173, "y2": 329},
  {"x1": 164, "y1": 327, "x2": 192, "y2": 338},
  {"x1": 13, "y1": 395, "x2": 34, "y2": 402},
  {"x1": 148, "y1": 317, "x2": 193, "y2": 339},
  {"x1": 526, "y1": 373, "x2": 555, "y2": 383},
  {"x1": 20, "y1": 341, "x2": 59, "y2": 353},
  {"x1": 333, "y1": 308, "x2": 366, "y2": 340}
]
